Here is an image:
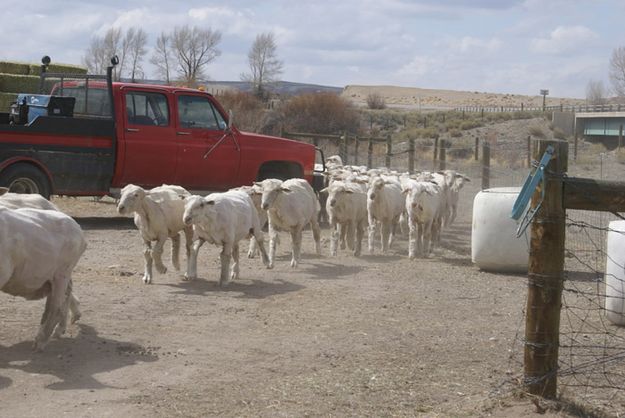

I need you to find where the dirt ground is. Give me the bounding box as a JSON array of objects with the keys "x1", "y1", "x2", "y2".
[{"x1": 0, "y1": 181, "x2": 587, "y2": 418}]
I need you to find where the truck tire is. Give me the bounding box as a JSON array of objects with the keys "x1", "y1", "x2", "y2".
[{"x1": 0, "y1": 164, "x2": 51, "y2": 199}]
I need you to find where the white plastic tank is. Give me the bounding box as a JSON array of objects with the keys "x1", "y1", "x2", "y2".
[
  {"x1": 471, "y1": 187, "x2": 529, "y2": 273},
  {"x1": 605, "y1": 220, "x2": 625, "y2": 326}
]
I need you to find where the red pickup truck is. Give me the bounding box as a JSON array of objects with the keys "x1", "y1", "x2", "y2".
[{"x1": 0, "y1": 59, "x2": 323, "y2": 199}]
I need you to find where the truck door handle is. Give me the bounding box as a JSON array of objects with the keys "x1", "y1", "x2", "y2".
[
  {"x1": 176, "y1": 132, "x2": 191, "y2": 136},
  {"x1": 125, "y1": 128, "x2": 139, "y2": 132}
]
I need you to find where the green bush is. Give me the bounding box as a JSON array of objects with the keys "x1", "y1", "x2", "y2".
[
  {"x1": 281, "y1": 92, "x2": 359, "y2": 134},
  {"x1": 0, "y1": 61, "x2": 31, "y2": 75},
  {"x1": 0, "y1": 74, "x2": 40, "y2": 94},
  {"x1": 449, "y1": 128, "x2": 462, "y2": 138}
]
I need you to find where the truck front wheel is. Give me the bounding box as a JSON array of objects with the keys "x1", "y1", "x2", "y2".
[{"x1": 0, "y1": 164, "x2": 51, "y2": 199}]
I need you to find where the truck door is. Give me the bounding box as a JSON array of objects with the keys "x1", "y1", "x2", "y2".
[
  {"x1": 120, "y1": 89, "x2": 177, "y2": 187},
  {"x1": 174, "y1": 93, "x2": 240, "y2": 191}
]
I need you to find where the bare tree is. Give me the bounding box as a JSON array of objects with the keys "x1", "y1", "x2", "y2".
[
  {"x1": 241, "y1": 32, "x2": 283, "y2": 99},
  {"x1": 127, "y1": 28, "x2": 148, "y2": 82},
  {"x1": 586, "y1": 79, "x2": 606, "y2": 105},
  {"x1": 150, "y1": 32, "x2": 174, "y2": 84},
  {"x1": 609, "y1": 46, "x2": 625, "y2": 98},
  {"x1": 83, "y1": 27, "x2": 122, "y2": 77},
  {"x1": 83, "y1": 36, "x2": 107, "y2": 74},
  {"x1": 103, "y1": 28, "x2": 123, "y2": 80},
  {"x1": 170, "y1": 25, "x2": 222, "y2": 86}
]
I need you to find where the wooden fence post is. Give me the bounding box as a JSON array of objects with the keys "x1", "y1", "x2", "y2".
[
  {"x1": 385, "y1": 135, "x2": 392, "y2": 169},
  {"x1": 408, "y1": 138, "x2": 415, "y2": 174},
  {"x1": 574, "y1": 134, "x2": 578, "y2": 161},
  {"x1": 527, "y1": 135, "x2": 531, "y2": 168},
  {"x1": 341, "y1": 132, "x2": 348, "y2": 165},
  {"x1": 368, "y1": 137, "x2": 373, "y2": 168},
  {"x1": 354, "y1": 136, "x2": 360, "y2": 166},
  {"x1": 438, "y1": 139, "x2": 447, "y2": 171},
  {"x1": 474, "y1": 137, "x2": 479, "y2": 161},
  {"x1": 481, "y1": 141, "x2": 490, "y2": 190},
  {"x1": 524, "y1": 139, "x2": 568, "y2": 399}
]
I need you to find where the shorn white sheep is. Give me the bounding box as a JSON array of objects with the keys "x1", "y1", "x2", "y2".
[
  {"x1": 0, "y1": 206, "x2": 86, "y2": 351},
  {"x1": 321, "y1": 180, "x2": 368, "y2": 256},
  {"x1": 117, "y1": 184, "x2": 193, "y2": 284},
  {"x1": 257, "y1": 178, "x2": 321, "y2": 268},
  {"x1": 182, "y1": 190, "x2": 270, "y2": 286},
  {"x1": 367, "y1": 176, "x2": 404, "y2": 254}
]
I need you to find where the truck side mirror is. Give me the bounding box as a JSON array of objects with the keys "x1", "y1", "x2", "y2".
[{"x1": 227, "y1": 109, "x2": 234, "y2": 130}]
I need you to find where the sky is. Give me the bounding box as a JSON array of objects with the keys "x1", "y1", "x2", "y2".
[{"x1": 1, "y1": 0, "x2": 623, "y2": 98}]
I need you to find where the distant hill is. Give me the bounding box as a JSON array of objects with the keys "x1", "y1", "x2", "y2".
[{"x1": 201, "y1": 80, "x2": 343, "y2": 96}]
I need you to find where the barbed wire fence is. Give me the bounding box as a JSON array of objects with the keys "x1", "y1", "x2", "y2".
[{"x1": 288, "y1": 131, "x2": 625, "y2": 415}]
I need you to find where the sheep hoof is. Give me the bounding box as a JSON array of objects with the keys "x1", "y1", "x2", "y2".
[
  {"x1": 290, "y1": 259, "x2": 298, "y2": 268},
  {"x1": 155, "y1": 264, "x2": 167, "y2": 274},
  {"x1": 142, "y1": 275, "x2": 152, "y2": 284}
]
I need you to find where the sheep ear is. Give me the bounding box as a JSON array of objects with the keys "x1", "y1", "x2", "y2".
[
  {"x1": 280, "y1": 187, "x2": 292, "y2": 193},
  {"x1": 344, "y1": 190, "x2": 354, "y2": 194},
  {"x1": 319, "y1": 187, "x2": 328, "y2": 194},
  {"x1": 0, "y1": 187, "x2": 8, "y2": 196},
  {"x1": 179, "y1": 194, "x2": 187, "y2": 200},
  {"x1": 402, "y1": 188, "x2": 409, "y2": 195},
  {"x1": 253, "y1": 182, "x2": 263, "y2": 187},
  {"x1": 206, "y1": 200, "x2": 215, "y2": 205},
  {"x1": 462, "y1": 175, "x2": 471, "y2": 182}
]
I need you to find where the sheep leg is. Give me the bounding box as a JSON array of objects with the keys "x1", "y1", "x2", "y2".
[
  {"x1": 381, "y1": 221, "x2": 391, "y2": 253},
  {"x1": 142, "y1": 240, "x2": 154, "y2": 284},
  {"x1": 230, "y1": 243, "x2": 240, "y2": 282},
  {"x1": 290, "y1": 227, "x2": 303, "y2": 268},
  {"x1": 219, "y1": 242, "x2": 233, "y2": 287},
  {"x1": 388, "y1": 217, "x2": 399, "y2": 249},
  {"x1": 330, "y1": 220, "x2": 339, "y2": 256},
  {"x1": 247, "y1": 236, "x2": 257, "y2": 258},
  {"x1": 423, "y1": 220, "x2": 433, "y2": 256},
  {"x1": 448, "y1": 205, "x2": 457, "y2": 227},
  {"x1": 184, "y1": 238, "x2": 205, "y2": 281},
  {"x1": 354, "y1": 220, "x2": 364, "y2": 257},
  {"x1": 34, "y1": 276, "x2": 67, "y2": 351},
  {"x1": 408, "y1": 220, "x2": 418, "y2": 259},
  {"x1": 417, "y1": 222, "x2": 424, "y2": 257},
  {"x1": 171, "y1": 232, "x2": 181, "y2": 271},
  {"x1": 339, "y1": 223, "x2": 347, "y2": 250},
  {"x1": 183, "y1": 226, "x2": 193, "y2": 259},
  {"x1": 252, "y1": 231, "x2": 270, "y2": 267},
  {"x1": 151, "y1": 235, "x2": 168, "y2": 275},
  {"x1": 311, "y1": 217, "x2": 321, "y2": 255},
  {"x1": 346, "y1": 222, "x2": 356, "y2": 251},
  {"x1": 368, "y1": 219, "x2": 378, "y2": 254},
  {"x1": 68, "y1": 291, "x2": 81, "y2": 324},
  {"x1": 53, "y1": 280, "x2": 75, "y2": 338},
  {"x1": 268, "y1": 222, "x2": 278, "y2": 269}
]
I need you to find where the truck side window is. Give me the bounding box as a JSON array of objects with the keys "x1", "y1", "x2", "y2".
[
  {"x1": 177, "y1": 95, "x2": 226, "y2": 130},
  {"x1": 126, "y1": 91, "x2": 169, "y2": 126}
]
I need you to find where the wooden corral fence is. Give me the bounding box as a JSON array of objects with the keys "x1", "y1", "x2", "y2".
[
  {"x1": 283, "y1": 131, "x2": 537, "y2": 190},
  {"x1": 524, "y1": 139, "x2": 625, "y2": 398}
]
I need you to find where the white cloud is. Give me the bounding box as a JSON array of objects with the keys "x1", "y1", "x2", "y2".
[
  {"x1": 396, "y1": 55, "x2": 440, "y2": 79},
  {"x1": 446, "y1": 36, "x2": 503, "y2": 53},
  {"x1": 531, "y1": 25, "x2": 599, "y2": 54}
]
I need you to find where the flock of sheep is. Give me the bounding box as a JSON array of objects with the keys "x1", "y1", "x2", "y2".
[{"x1": 0, "y1": 155, "x2": 469, "y2": 351}]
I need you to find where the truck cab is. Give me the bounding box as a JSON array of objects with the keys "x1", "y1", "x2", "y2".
[{"x1": 0, "y1": 58, "x2": 321, "y2": 198}]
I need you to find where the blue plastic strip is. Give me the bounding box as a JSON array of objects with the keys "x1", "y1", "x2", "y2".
[{"x1": 510, "y1": 145, "x2": 554, "y2": 221}]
